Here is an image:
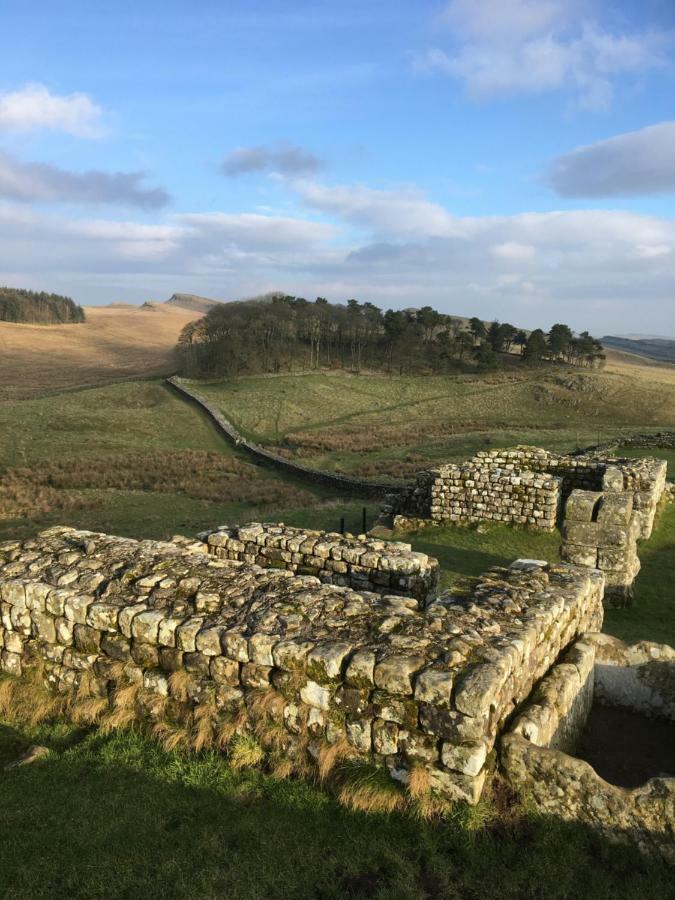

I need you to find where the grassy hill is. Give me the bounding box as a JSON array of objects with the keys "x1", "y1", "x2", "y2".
[
  {"x1": 191, "y1": 358, "x2": 675, "y2": 479},
  {"x1": 602, "y1": 335, "x2": 675, "y2": 363},
  {"x1": 0, "y1": 303, "x2": 200, "y2": 400},
  {"x1": 164, "y1": 292, "x2": 223, "y2": 313}
]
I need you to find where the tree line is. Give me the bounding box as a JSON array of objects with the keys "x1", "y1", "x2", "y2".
[
  {"x1": 176, "y1": 295, "x2": 604, "y2": 378},
  {"x1": 0, "y1": 287, "x2": 86, "y2": 324}
]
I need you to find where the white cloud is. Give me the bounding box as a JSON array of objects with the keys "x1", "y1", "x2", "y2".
[
  {"x1": 0, "y1": 152, "x2": 170, "y2": 208},
  {"x1": 419, "y1": 2, "x2": 670, "y2": 108},
  {"x1": 548, "y1": 121, "x2": 675, "y2": 197},
  {"x1": 222, "y1": 142, "x2": 324, "y2": 176},
  {"x1": 0, "y1": 83, "x2": 104, "y2": 137},
  {"x1": 491, "y1": 241, "x2": 536, "y2": 261},
  {"x1": 1, "y1": 181, "x2": 674, "y2": 334},
  {"x1": 291, "y1": 179, "x2": 459, "y2": 238}
]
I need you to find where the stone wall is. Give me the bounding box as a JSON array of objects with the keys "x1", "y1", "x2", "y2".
[
  {"x1": 0, "y1": 528, "x2": 603, "y2": 804},
  {"x1": 561, "y1": 489, "x2": 641, "y2": 605},
  {"x1": 501, "y1": 635, "x2": 675, "y2": 866},
  {"x1": 198, "y1": 523, "x2": 439, "y2": 602},
  {"x1": 167, "y1": 377, "x2": 402, "y2": 499},
  {"x1": 587, "y1": 633, "x2": 675, "y2": 720},
  {"x1": 391, "y1": 461, "x2": 562, "y2": 532}
]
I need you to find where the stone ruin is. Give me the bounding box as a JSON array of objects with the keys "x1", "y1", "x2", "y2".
[
  {"x1": 385, "y1": 445, "x2": 668, "y2": 602},
  {"x1": 198, "y1": 523, "x2": 439, "y2": 602},
  {"x1": 0, "y1": 442, "x2": 671, "y2": 862},
  {"x1": 502, "y1": 633, "x2": 675, "y2": 865},
  {"x1": 1, "y1": 527, "x2": 603, "y2": 806}
]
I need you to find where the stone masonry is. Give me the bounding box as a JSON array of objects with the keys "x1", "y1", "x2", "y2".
[
  {"x1": 391, "y1": 461, "x2": 562, "y2": 532},
  {"x1": 0, "y1": 527, "x2": 604, "y2": 804},
  {"x1": 561, "y1": 488, "x2": 641, "y2": 604},
  {"x1": 198, "y1": 523, "x2": 439, "y2": 602},
  {"x1": 501, "y1": 635, "x2": 675, "y2": 865}
]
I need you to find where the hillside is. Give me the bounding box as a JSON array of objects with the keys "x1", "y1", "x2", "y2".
[
  {"x1": 164, "y1": 293, "x2": 223, "y2": 313},
  {"x1": 0, "y1": 303, "x2": 200, "y2": 400},
  {"x1": 602, "y1": 334, "x2": 675, "y2": 363},
  {"x1": 193, "y1": 352, "x2": 675, "y2": 480},
  {"x1": 0, "y1": 287, "x2": 85, "y2": 325}
]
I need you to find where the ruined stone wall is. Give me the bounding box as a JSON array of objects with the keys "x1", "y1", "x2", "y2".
[
  {"x1": 393, "y1": 462, "x2": 562, "y2": 532},
  {"x1": 0, "y1": 528, "x2": 604, "y2": 804},
  {"x1": 561, "y1": 489, "x2": 642, "y2": 605},
  {"x1": 501, "y1": 635, "x2": 675, "y2": 865},
  {"x1": 198, "y1": 523, "x2": 439, "y2": 602},
  {"x1": 167, "y1": 377, "x2": 402, "y2": 499}
]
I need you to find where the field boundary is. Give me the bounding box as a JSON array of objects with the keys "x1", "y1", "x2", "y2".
[{"x1": 166, "y1": 376, "x2": 403, "y2": 498}]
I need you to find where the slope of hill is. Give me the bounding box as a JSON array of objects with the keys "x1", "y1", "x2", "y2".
[
  {"x1": 602, "y1": 335, "x2": 675, "y2": 363},
  {"x1": 0, "y1": 303, "x2": 200, "y2": 400},
  {"x1": 164, "y1": 293, "x2": 223, "y2": 313}
]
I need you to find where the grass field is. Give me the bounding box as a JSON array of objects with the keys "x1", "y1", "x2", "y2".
[
  {"x1": 0, "y1": 303, "x2": 198, "y2": 400},
  {"x1": 0, "y1": 380, "x2": 373, "y2": 544},
  {"x1": 0, "y1": 721, "x2": 671, "y2": 900},
  {"x1": 193, "y1": 360, "x2": 675, "y2": 479},
  {"x1": 0, "y1": 348, "x2": 673, "y2": 895}
]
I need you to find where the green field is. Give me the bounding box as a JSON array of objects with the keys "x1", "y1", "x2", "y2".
[
  {"x1": 0, "y1": 721, "x2": 670, "y2": 900},
  {"x1": 1, "y1": 373, "x2": 674, "y2": 895},
  {"x1": 0, "y1": 381, "x2": 374, "y2": 544},
  {"x1": 193, "y1": 371, "x2": 675, "y2": 479}
]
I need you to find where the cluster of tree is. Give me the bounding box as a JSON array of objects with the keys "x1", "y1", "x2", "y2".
[
  {"x1": 0, "y1": 287, "x2": 85, "y2": 325},
  {"x1": 176, "y1": 295, "x2": 604, "y2": 378}
]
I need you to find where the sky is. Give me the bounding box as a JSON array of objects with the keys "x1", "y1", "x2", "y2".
[{"x1": 1, "y1": 0, "x2": 675, "y2": 335}]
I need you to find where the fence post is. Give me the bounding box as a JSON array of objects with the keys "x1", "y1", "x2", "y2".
[{"x1": 362, "y1": 507, "x2": 367, "y2": 534}]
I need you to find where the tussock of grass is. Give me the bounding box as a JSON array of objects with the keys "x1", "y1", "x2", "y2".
[
  {"x1": 316, "y1": 735, "x2": 352, "y2": 781},
  {"x1": 168, "y1": 669, "x2": 191, "y2": 703},
  {"x1": 336, "y1": 762, "x2": 406, "y2": 815},
  {"x1": 229, "y1": 734, "x2": 265, "y2": 770}
]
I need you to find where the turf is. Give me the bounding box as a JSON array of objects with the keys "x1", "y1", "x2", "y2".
[
  {"x1": 0, "y1": 723, "x2": 670, "y2": 900},
  {"x1": 193, "y1": 370, "x2": 675, "y2": 479}
]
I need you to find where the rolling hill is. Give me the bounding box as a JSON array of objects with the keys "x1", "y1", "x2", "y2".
[
  {"x1": 0, "y1": 302, "x2": 201, "y2": 400},
  {"x1": 601, "y1": 335, "x2": 675, "y2": 364}
]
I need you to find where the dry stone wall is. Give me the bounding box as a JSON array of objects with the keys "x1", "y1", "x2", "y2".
[
  {"x1": 198, "y1": 523, "x2": 439, "y2": 602},
  {"x1": 561, "y1": 489, "x2": 641, "y2": 604},
  {"x1": 392, "y1": 461, "x2": 562, "y2": 532},
  {"x1": 501, "y1": 635, "x2": 675, "y2": 866},
  {"x1": 0, "y1": 527, "x2": 603, "y2": 804},
  {"x1": 167, "y1": 377, "x2": 401, "y2": 499}
]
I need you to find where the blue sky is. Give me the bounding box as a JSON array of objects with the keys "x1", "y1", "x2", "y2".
[{"x1": 1, "y1": 0, "x2": 674, "y2": 334}]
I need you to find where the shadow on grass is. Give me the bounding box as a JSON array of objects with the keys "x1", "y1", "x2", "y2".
[{"x1": 0, "y1": 726, "x2": 670, "y2": 900}]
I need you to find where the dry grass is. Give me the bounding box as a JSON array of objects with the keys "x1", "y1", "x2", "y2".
[
  {"x1": 0, "y1": 303, "x2": 200, "y2": 400},
  {"x1": 229, "y1": 734, "x2": 265, "y2": 770},
  {"x1": 0, "y1": 450, "x2": 316, "y2": 521},
  {"x1": 316, "y1": 735, "x2": 352, "y2": 781},
  {"x1": 336, "y1": 762, "x2": 406, "y2": 815}
]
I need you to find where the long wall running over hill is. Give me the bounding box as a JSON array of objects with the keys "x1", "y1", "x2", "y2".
[
  {"x1": 0, "y1": 527, "x2": 603, "y2": 804},
  {"x1": 167, "y1": 376, "x2": 399, "y2": 498}
]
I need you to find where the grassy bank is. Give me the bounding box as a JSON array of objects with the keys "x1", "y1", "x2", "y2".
[
  {"x1": 194, "y1": 370, "x2": 675, "y2": 478},
  {"x1": 0, "y1": 721, "x2": 670, "y2": 900}
]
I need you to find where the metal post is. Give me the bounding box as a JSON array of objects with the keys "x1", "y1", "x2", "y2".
[
  {"x1": 340, "y1": 517, "x2": 345, "y2": 535},
  {"x1": 362, "y1": 507, "x2": 367, "y2": 534}
]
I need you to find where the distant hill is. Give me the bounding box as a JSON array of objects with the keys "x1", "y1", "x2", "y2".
[
  {"x1": 0, "y1": 303, "x2": 202, "y2": 400},
  {"x1": 601, "y1": 335, "x2": 675, "y2": 364},
  {"x1": 164, "y1": 293, "x2": 223, "y2": 314},
  {"x1": 0, "y1": 287, "x2": 85, "y2": 325},
  {"x1": 164, "y1": 291, "x2": 287, "y2": 313}
]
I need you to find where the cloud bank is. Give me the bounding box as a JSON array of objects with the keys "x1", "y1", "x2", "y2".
[
  {"x1": 2, "y1": 176, "x2": 673, "y2": 334},
  {"x1": 549, "y1": 121, "x2": 675, "y2": 197}
]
